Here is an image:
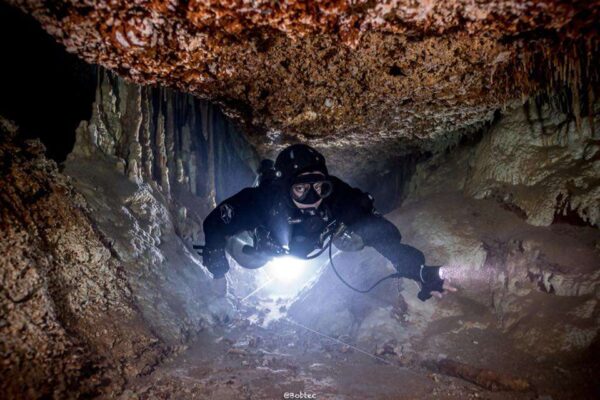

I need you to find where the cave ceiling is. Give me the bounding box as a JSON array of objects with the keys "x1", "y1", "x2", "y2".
[{"x1": 8, "y1": 0, "x2": 600, "y2": 171}]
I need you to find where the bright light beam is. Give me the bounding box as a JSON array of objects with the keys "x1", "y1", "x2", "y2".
[{"x1": 264, "y1": 256, "x2": 307, "y2": 283}]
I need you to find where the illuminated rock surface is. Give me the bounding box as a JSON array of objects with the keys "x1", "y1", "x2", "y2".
[
  {"x1": 1, "y1": 1, "x2": 599, "y2": 399},
  {"x1": 6, "y1": 0, "x2": 600, "y2": 173}
]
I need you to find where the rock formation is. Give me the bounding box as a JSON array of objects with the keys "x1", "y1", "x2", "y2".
[
  {"x1": 407, "y1": 100, "x2": 600, "y2": 227},
  {"x1": 1, "y1": 1, "x2": 599, "y2": 399},
  {"x1": 0, "y1": 70, "x2": 258, "y2": 397},
  {"x1": 1, "y1": 120, "x2": 150, "y2": 397},
  {"x1": 6, "y1": 0, "x2": 600, "y2": 172},
  {"x1": 286, "y1": 98, "x2": 599, "y2": 398}
]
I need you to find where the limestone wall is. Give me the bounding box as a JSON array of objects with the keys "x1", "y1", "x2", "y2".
[
  {"x1": 406, "y1": 100, "x2": 600, "y2": 227},
  {"x1": 0, "y1": 70, "x2": 259, "y2": 398}
]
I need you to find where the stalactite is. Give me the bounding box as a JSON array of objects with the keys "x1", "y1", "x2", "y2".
[
  {"x1": 510, "y1": 36, "x2": 599, "y2": 139},
  {"x1": 184, "y1": 96, "x2": 196, "y2": 194},
  {"x1": 155, "y1": 95, "x2": 170, "y2": 194},
  {"x1": 202, "y1": 102, "x2": 217, "y2": 207},
  {"x1": 140, "y1": 86, "x2": 154, "y2": 180},
  {"x1": 70, "y1": 68, "x2": 258, "y2": 213},
  {"x1": 124, "y1": 82, "x2": 143, "y2": 183},
  {"x1": 165, "y1": 89, "x2": 176, "y2": 196}
]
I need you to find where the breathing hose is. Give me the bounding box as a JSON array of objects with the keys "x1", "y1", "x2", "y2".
[{"x1": 326, "y1": 230, "x2": 403, "y2": 293}]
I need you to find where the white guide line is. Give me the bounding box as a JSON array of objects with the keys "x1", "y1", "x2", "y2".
[
  {"x1": 284, "y1": 318, "x2": 393, "y2": 366},
  {"x1": 238, "y1": 250, "x2": 396, "y2": 366},
  {"x1": 240, "y1": 276, "x2": 275, "y2": 303}
]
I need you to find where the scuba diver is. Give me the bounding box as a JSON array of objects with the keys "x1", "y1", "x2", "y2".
[{"x1": 200, "y1": 144, "x2": 457, "y2": 301}]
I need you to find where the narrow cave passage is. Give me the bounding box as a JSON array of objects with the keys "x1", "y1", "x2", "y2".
[
  {"x1": 0, "y1": 2, "x2": 96, "y2": 162},
  {"x1": 1, "y1": 2, "x2": 600, "y2": 400}
]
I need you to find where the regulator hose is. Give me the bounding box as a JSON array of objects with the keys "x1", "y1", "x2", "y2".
[{"x1": 327, "y1": 232, "x2": 402, "y2": 293}]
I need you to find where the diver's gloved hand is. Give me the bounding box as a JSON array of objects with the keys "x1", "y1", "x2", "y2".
[
  {"x1": 417, "y1": 265, "x2": 445, "y2": 302},
  {"x1": 202, "y1": 247, "x2": 229, "y2": 279}
]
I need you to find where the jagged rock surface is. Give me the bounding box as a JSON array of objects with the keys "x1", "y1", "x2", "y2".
[
  {"x1": 407, "y1": 100, "x2": 600, "y2": 227},
  {"x1": 0, "y1": 68, "x2": 260, "y2": 398},
  {"x1": 0, "y1": 121, "x2": 161, "y2": 398},
  {"x1": 286, "y1": 192, "x2": 599, "y2": 397},
  {"x1": 71, "y1": 69, "x2": 258, "y2": 241},
  {"x1": 284, "y1": 102, "x2": 600, "y2": 398},
  {"x1": 7, "y1": 1, "x2": 600, "y2": 173}
]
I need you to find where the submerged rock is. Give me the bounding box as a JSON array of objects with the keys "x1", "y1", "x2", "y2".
[
  {"x1": 1, "y1": 123, "x2": 148, "y2": 397},
  {"x1": 286, "y1": 191, "x2": 599, "y2": 364},
  {"x1": 7, "y1": 1, "x2": 600, "y2": 174},
  {"x1": 408, "y1": 101, "x2": 600, "y2": 228},
  {"x1": 0, "y1": 70, "x2": 253, "y2": 396}
]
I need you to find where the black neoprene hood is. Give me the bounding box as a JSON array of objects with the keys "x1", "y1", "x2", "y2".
[{"x1": 274, "y1": 144, "x2": 328, "y2": 180}]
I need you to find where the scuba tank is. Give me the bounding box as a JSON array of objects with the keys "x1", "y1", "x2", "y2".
[{"x1": 253, "y1": 159, "x2": 278, "y2": 187}]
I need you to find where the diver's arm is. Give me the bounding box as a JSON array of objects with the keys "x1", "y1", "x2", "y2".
[
  {"x1": 349, "y1": 214, "x2": 421, "y2": 279},
  {"x1": 203, "y1": 188, "x2": 263, "y2": 248},
  {"x1": 202, "y1": 188, "x2": 262, "y2": 277},
  {"x1": 348, "y1": 213, "x2": 445, "y2": 301},
  {"x1": 331, "y1": 177, "x2": 444, "y2": 299}
]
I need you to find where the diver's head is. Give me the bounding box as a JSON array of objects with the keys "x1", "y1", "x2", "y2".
[
  {"x1": 274, "y1": 144, "x2": 332, "y2": 208},
  {"x1": 290, "y1": 171, "x2": 333, "y2": 209}
]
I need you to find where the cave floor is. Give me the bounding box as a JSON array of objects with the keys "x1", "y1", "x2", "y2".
[
  {"x1": 121, "y1": 195, "x2": 600, "y2": 400},
  {"x1": 123, "y1": 301, "x2": 596, "y2": 400},
  {"x1": 125, "y1": 318, "x2": 482, "y2": 399}
]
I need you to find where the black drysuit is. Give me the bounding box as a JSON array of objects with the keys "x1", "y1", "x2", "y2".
[{"x1": 203, "y1": 176, "x2": 432, "y2": 287}]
